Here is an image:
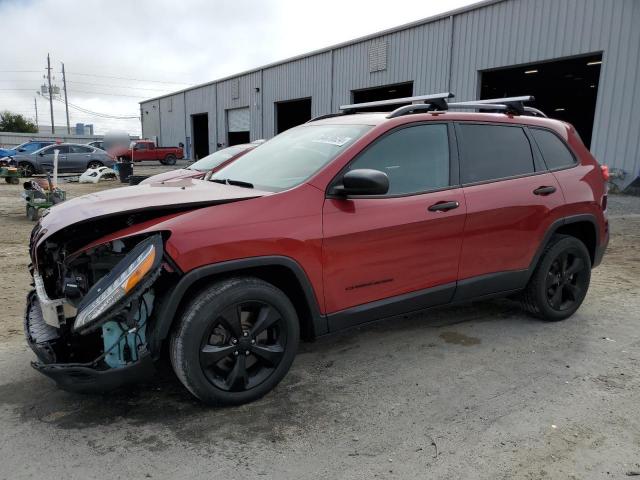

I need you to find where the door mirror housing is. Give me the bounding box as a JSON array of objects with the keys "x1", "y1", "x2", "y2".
[{"x1": 332, "y1": 169, "x2": 389, "y2": 196}]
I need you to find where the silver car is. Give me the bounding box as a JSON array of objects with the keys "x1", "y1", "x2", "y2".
[{"x1": 8, "y1": 143, "x2": 115, "y2": 176}]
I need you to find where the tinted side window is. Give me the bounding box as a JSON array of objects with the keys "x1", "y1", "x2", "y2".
[
  {"x1": 531, "y1": 128, "x2": 576, "y2": 169},
  {"x1": 70, "y1": 145, "x2": 92, "y2": 153},
  {"x1": 42, "y1": 145, "x2": 70, "y2": 154},
  {"x1": 348, "y1": 124, "x2": 449, "y2": 195},
  {"x1": 458, "y1": 124, "x2": 535, "y2": 184},
  {"x1": 136, "y1": 142, "x2": 148, "y2": 150}
]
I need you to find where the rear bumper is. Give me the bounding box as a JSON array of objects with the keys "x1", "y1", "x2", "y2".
[{"x1": 25, "y1": 290, "x2": 155, "y2": 393}]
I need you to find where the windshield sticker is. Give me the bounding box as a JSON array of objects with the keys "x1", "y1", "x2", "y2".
[{"x1": 311, "y1": 135, "x2": 352, "y2": 147}]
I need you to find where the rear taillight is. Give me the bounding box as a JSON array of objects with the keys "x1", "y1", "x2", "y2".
[{"x1": 601, "y1": 165, "x2": 610, "y2": 181}]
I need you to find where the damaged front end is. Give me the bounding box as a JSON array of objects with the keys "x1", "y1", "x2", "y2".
[{"x1": 25, "y1": 232, "x2": 175, "y2": 392}]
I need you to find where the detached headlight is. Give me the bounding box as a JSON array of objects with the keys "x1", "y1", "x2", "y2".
[{"x1": 74, "y1": 234, "x2": 163, "y2": 332}]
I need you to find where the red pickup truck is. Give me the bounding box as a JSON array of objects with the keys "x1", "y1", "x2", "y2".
[{"x1": 110, "y1": 140, "x2": 184, "y2": 165}]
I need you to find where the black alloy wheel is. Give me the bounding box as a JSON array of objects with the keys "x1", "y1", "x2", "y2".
[
  {"x1": 545, "y1": 250, "x2": 588, "y2": 311},
  {"x1": 200, "y1": 301, "x2": 287, "y2": 392},
  {"x1": 170, "y1": 277, "x2": 299, "y2": 405},
  {"x1": 520, "y1": 235, "x2": 591, "y2": 321}
]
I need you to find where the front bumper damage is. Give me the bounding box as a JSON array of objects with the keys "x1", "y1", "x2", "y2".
[
  {"x1": 24, "y1": 234, "x2": 167, "y2": 393},
  {"x1": 25, "y1": 292, "x2": 155, "y2": 392}
]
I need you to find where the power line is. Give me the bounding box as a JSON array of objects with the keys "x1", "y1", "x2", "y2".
[
  {"x1": 66, "y1": 80, "x2": 174, "y2": 92},
  {"x1": 69, "y1": 89, "x2": 151, "y2": 98},
  {"x1": 2, "y1": 87, "x2": 153, "y2": 98},
  {"x1": 52, "y1": 96, "x2": 139, "y2": 119},
  {"x1": 67, "y1": 71, "x2": 191, "y2": 85}
]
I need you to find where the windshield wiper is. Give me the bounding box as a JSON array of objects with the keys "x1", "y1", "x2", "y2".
[{"x1": 211, "y1": 178, "x2": 254, "y2": 189}]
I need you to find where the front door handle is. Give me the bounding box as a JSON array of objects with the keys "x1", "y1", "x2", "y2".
[
  {"x1": 428, "y1": 200, "x2": 459, "y2": 212},
  {"x1": 533, "y1": 186, "x2": 556, "y2": 196}
]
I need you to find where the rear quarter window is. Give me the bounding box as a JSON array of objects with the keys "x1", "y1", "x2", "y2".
[
  {"x1": 530, "y1": 128, "x2": 577, "y2": 170},
  {"x1": 457, "y1": 123, "x2": 535, "y2": 184}
]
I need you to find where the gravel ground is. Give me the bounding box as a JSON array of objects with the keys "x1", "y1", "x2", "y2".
[{"x1": 0, "y1": 178, "x2": 638, "y2": 479}]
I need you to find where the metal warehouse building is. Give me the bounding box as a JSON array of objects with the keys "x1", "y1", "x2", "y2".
[{"x1": 140, "y1": 0, "x2": 640, "y2": 190}]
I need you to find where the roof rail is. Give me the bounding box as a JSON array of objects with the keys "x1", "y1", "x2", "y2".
[
  {"x1": 306, "y1": 93, "x2": 545, "y2": 123},
  {"x1": 339, "y1": 92, "x2": 454, "y2": 113},
  {"x1": 448, "y1": 96, "x2": 538, "y2": 116},
  {"x1": 305, "y1": 112, "x2": 345, "y2": 123}
]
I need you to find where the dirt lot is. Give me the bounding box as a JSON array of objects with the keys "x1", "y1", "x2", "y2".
[{"x1": 0, "y1": 175, "x2": 638, "y2": 479}]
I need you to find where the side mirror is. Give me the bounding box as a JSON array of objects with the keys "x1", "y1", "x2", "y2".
[
  {"x1": 332, "y1": 169, "x2": 389, "y2": 196},
  {"x1": 38, "y1": 152, "x2": 44, "y2": 156},
  {"x1": 17, "y1": 148, "x2": 25, "y2": 152}
]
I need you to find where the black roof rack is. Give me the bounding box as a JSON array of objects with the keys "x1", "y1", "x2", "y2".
[{"x1": 306, "y1": 93, "x2": 546, "y2": 123}]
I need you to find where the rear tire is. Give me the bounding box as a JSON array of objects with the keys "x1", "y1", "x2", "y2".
[
  {"x1": 170, "y1": 277, "x2": 299, "y2": 406},
  {"x1": 163, "y1": 154, "x2": 177, "y2": 166},
  {"x1": 87, "y1": 160, "x2": 103, "y2": 169},
  {"x1": 520, "y1": 235, "x2": 591, "y2": 321}
]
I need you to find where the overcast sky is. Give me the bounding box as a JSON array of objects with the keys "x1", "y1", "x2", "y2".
[{"x1": 0, "y1": 0, "x2": 479, "y2": 135}]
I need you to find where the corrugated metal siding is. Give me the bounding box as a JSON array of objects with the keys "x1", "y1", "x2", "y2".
[
  {"x1": 262, "y1": 52, "x2": 332, "y2": 137},
  {"x1": 185, "y1": 85, "x2": 217, "y2": 154},
  {"x1": 159, "y1": 94, "x2": 185, "y2": 147},
  {"x1": 450, "y1": 0, "x2": 640, "y2": 186},
  {"x1": 141, "y1": 100, "x2": 160, "y2": 143},
  {"x1": 331, "y1": 18, "x2": 451, "y2": 110},
  {"x1": 140, "y1": 0, "x2": 640, "y2": 187},
  {"x1": 216, "y1": 71, "x2": 262, "y2": 145}
]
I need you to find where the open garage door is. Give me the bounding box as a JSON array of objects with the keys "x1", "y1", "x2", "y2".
[
  {"x1": 191, "y1": 113, "x2": 209, "y2": 160},
  {"x1": 481, "y1": 53, "x2": 602, "y2": 147},
  {"x1": 227, "y1": 107, "x2": 250, "y2": 146},
  {"x1": 276, "y1": 98, "x2": 312, "y2": 133},
  {"x1": 351, "y1": 82, "x2": 413, "y2": 112}
]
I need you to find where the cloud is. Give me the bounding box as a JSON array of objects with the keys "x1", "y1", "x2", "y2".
[{"x1": 0, "y1": 0, "x2": 477, "y2": 135}]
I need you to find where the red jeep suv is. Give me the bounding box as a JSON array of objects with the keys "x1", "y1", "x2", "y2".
[{"x1": 25, "y1": 94, "x2": 609, "y2": 405}]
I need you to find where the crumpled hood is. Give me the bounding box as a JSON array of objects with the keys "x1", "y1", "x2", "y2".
[{"x1": 36, "y1": 177, "x2": 269, "y2": 244}]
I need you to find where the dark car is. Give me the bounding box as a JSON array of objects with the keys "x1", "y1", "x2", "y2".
[
  {"x1": 24, "y1": 94, "x2": 608, "y2": 406},
  {"x1": 139, "y1": 143, "x2": 257, "y2": 185},
  {"x1": 11, "y1": 143, "x2": 115, "y2": 176}
]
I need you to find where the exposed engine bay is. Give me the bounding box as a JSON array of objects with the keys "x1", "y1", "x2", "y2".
[{"x1": 25, "y1": 226, "x2": 177, "y2": 391}]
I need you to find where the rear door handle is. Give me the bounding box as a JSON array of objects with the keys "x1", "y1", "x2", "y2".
[
  {"x1": 533, "y1": 186, "x2": 556, "y2": 196},
  {"x1": 428, "y1": 200, "x2": 459, "y2": 212}
]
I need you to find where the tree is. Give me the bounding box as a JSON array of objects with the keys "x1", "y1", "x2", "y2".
[{"x1": 0, "y1": 111, "x2": 38, "y2": 133}]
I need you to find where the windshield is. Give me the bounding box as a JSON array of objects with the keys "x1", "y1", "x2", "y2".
[
  {"x1": 188, "y1": 145, "x2": 250, "y2": 172},
  {"x1": 211, "y1": 124, "x2": 371, "y2": 191}
]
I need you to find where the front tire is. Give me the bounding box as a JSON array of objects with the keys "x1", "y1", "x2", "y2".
[
  {"x1": 170, "y1": 277, "x2": 299, "y2": 406},
  {"x1": 18, "y1": 162, "x2": 35, "y2": 177},
  {"x1": 520, "y1": 235, "x2": 591, "y2": 321}
]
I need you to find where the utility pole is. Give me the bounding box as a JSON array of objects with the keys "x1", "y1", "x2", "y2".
[
  {"x1": 34, "y1": 97, "x2": 39, "y2": 129},
  {"x1": 61, "y1": 62, "x2": 70, "y2": 134},
  {"x1": 46, "y1": 53, "x2": 55, "y2": 134}
]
